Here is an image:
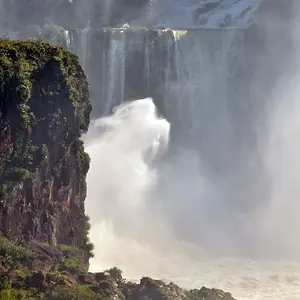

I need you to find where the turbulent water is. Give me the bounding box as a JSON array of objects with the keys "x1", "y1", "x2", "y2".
[
  {"x1": 82, "y1": 5, "x2": 300, "y2": 299},
  {"x1": 84, "y1": 91, "x2": 300, "y2": 300},
  {"x1": 83, "y1": 70, "x2": 300, "y2": 300}
]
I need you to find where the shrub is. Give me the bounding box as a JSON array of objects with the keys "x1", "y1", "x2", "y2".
[
  {"x1": 0, "y1": 236, "x2": 33, "y2": 270},
  {"x1": 45, "y1": 285, "x2": 96, "y2": 300},
  {"x1": 0, "y1": 288, "x2": 44, "y2": 300}
]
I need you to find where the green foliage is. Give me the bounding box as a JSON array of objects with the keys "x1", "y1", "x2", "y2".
[
  {"x1": 108, "y1": 267, "x2": 123, "y2": 281},
  {"x1": 0, "y1": 236, "x2": 34, "y2": 271},
  {"x1": 0, "y1": 184, "x2": 7, "y2": 198},
  {"x1": 58, "y1": 244, "x2": 87, "y2": 273},
  {"x1": 0, "y1": 288, "x2": 44, "y2": 300},
  {"x1": 77, "y1": 150, "x2": 90, "y2": 174},
  {"x1": 9, "y1": 167, "x2": 31, "y2": 181},
  {"x1": 79, "y1": 215, "x2": 94, "y2": 259},
  {"x1": 3, "y1": 139, "x2": 46, "y2": 182},
  {"x1": 0, "y1": 284, "x2": 119, "y2": 300},
  {"x1": 47, "y1": 270, "x2": 65, "y2": 281},
  {"x1": 46, "y1": 285, "x2": 99, "y2": 300},
  {"x1": 15, "y1": 268, "x2": 26, "y2": 279},
  {"x1": 0, "y1": 39, "x2": 94, "y2": 300},
  {"x1": 0, "y1": 38, "x2": 91, "y2": 191},
  {"x1": 80, "y1": 237, "x2": 95, "y2": 259},
  {"x1": 18, "y1": 103, "x2": 31, "y2": 129},
  {"x1": 64, "y1": 257, "x2": 84, "y2": 269},
  {"x1": 59, "y1": 244, "x2": 82, "y2": 255},
  {"x1": 0, "y1": 273, "x2": 12, "y2": 290}
]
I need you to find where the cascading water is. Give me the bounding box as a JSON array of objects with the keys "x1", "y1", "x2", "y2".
[
  {"x1": 84, "y1": 98, "x2": 174, "y2": 276},
  {"x1": 69, "y1": 27, "x2": 178, "y2": 117},
  {"x1": 83, "y1": 28, "x2": 300, "y2": 299},
  {"x1": 81, "y1": 5, "x2": 300, "y2": 299}
]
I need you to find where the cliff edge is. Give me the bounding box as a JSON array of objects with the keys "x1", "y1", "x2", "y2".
[
  {"x1": 0, "y1": 39, "x2": 236, "y2": 300},
  {"x1": 0, "y1": 38, "x2": 92, "y2": 260}
]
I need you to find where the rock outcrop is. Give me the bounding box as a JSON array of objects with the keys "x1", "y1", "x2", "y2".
[
  {"x1": 0, "y1": 235, "x2": 237, "y2": 300},
  {"x1": 0, "y1": 38, "x2": 92, "y2": 265}
]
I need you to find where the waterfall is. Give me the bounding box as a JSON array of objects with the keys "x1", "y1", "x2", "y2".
[
  {"x1": 3, "y1": 1, "x2": 300, "y2": 298},
  {"x1": 69, "y1": 27, "x2": 177, "y2": 117},
  {"x1": 78, "y1": 21, "x2": 91, "y2": 70},
  {"x1": 69, "y1": 27, "x2": 246, "y2": 129},
  {"x1": 68, "y1": 26, "x2": 266, "y2": 216},
  {"x1": 167, "y1": 29, "x2": 244, "y2": 136}
]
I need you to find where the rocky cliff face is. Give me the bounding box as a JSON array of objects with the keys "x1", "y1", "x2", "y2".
[{"x1": 0, "y1": 38, "x2": 92, "y2": 264}]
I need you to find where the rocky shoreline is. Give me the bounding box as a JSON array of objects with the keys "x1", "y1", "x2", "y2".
[{"x1": 0, "y1": 235, "x2": 236, "y2": 299}]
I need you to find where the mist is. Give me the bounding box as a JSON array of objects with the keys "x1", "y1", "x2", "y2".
[
  {"x1": 84, "y1": 86, "x2": 300, "y2": 279},
  {"x1": 82, "y1": 5, "x2": 300, "y2": 283}
]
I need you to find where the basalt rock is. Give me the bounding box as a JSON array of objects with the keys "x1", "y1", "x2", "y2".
[{"x1": 0, "y1": 38, "x2": 92, "y2": 266}]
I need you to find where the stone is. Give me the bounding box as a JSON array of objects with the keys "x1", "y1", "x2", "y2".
[{"x1": 26, "y1": 271, "x2": 45, "y2": 290}]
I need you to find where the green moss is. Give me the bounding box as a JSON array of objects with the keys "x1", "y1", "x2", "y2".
[{"x1": 0, "y1": 38, "x2": 91, "y2": 190}]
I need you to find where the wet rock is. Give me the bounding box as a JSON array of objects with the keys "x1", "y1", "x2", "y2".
[
  {"x1": 78, "y1": 273, "x2": 97, "y2": 285},
  {"x1": 94, "y1": 271, "x2": 111, "y2": 283}
]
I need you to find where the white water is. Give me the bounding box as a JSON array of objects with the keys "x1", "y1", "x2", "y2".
[
  {"x1": 79, "y1": 3, "x2": 300, "y2": 298},
  {"x1": 84, "y1": 84, "x2": 300, "y2": 300}
]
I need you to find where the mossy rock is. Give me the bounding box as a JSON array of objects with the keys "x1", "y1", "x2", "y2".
[{"x1": 0, "y1": 38, "x2": 91, "y2": 187}]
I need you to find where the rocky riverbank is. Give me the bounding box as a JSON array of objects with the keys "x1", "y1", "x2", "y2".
[{"x1": 0, "y1": 235, "x2": 236, "y2": 299}]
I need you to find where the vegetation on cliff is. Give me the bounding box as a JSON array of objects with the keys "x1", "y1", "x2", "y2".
[
  {"x1": 0, "y1": 38, "x2": 92, "y2": 263},
  {"x1": 0, "y1": 235, "x2": 236, "y2": 300}
]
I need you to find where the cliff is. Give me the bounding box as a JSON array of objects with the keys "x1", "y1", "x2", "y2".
[
  {"x1": 0, "y1": 38, "x2": 92, "y2": 261},
  {"x1": 0, "y1": 39, "x2": 236, "y2": 299}
]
